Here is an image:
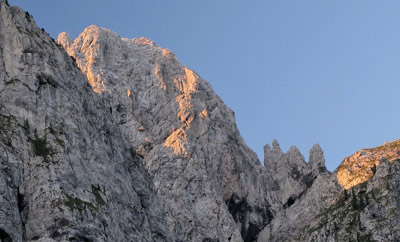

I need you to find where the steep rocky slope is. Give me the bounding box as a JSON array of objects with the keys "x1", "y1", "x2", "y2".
[
  {"x1": 262, "y1": 140, "x2": 400, "y2": 242},
  {"x1": 0, "y1": 1, "x2": 171, "y2": 241},
  {"x1": 292, "y1": 157, "x2": 400, "y2": 241},
  {"x1": 58, "y1": 25, "x2": 277, "y2": 242},
  {"x1": 2, "y1": 1, "x2": 400, "y2": 241}
]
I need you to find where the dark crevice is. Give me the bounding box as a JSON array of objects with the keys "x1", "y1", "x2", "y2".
[
  {"x1": 202, "y1": 238, "x2": 219, "y2": 242},
  {"x1": 283, "y1": 196, "x2": 296, "y2": 209},
  {"x1": 226, "y1": 194, "x2": 249, "y2": 225},
  {"x1": 17, "y1": 191, "x2": 25, "y2": 212},
  {"x1": 318, "y1": 166, "x2": 327, "y2": 173},
  {"x1": 17, "y1": 188, "x2": 28, "y2": 241},
  {"x1": 290, "y1": 167, "x2": 302, "y2": 180},
  {"x1": 36, "y1": 72, "x2": 59, "y2": 89},
  {"x1": 303, "y1": 173, "x2": 317, "y2": 188},
  {"x1": 282, "y1": 182, "x2": 312, "y2": 210},
  {"x1": 226, "y1": 194, "x2": 272, "y2": 242},
  {"x1": 68, "y1": 235, "x2": 92, "y2": 242},
  {"x1": 0, "y1": 228, "x2": 12, "y2": 242},
  {"x1": 49, "y1": 217, "x2": 71, "y2": 239},
  {"x1": 243, "y1": 222, "x2": 261, "y2": 242}
]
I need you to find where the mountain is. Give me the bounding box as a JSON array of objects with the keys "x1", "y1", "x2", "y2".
[
  {"x1": 1, "y1": 1, "x2": 400, "y2": 241},
  {"x1": 57, "y1": 25, "x2": 274, "y2": 242},
  {"x1": 0, "y1": 1, "x2": 170, "y2": 241},
  {"x1": 293, "y1": 157, "x2": 400, "y2": 241},
  {"x1": 259, "y1": 139, "x2": 400, "y2": 241}
]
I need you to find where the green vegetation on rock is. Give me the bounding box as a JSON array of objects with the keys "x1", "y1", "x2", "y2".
[{"x1": 29, "y1": 130, "x2": 54, "y2": 163}]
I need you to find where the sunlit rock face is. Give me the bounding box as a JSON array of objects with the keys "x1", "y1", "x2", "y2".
[
  {"x1": 337, "y1": 140, "x2": 400, "y2": 190},
  {"x1": 0, "y1": 2, "x2": 171, "y2": 241},
  {"x1": 59, "y1": 26, "x2": 275, "y2": 241}
]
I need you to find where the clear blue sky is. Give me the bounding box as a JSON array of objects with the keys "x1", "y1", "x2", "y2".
[{"x1": 10, "y1": 0, "x2": 400, "y2": 171}]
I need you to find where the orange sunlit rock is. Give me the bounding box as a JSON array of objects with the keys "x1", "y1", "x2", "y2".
[
  {"x1": 337, "y1": 140, "x2": 400, "y2": 189},
  {"x1": 163, "y1": 68, "x2": 199, "y2": 157},
  {"x1": 154, "y1": 64, "x2": 167, "y2": 90},
  {"x1": 162, "y1": 49, "x2": 174, "y2": 59},
  {"x1": 199, "y1": 109, "x2": 208, "y2": 119},
  {"x1": 163, "y1": 126, "x2": 189, "y2": 157},
  {"x1": 87, "y1": 69, "x2": 107, "y2": 93}
]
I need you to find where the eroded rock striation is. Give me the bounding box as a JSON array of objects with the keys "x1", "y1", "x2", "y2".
[
  {"x1": 58, "y1": 25, "x2": 276, "y2": 242},
  {"x1": 0, "y1": 2, "x2": 171, "y2": 241},
  {"x1": 1, "y1": 1, "x2": 400, "y2": 241}
]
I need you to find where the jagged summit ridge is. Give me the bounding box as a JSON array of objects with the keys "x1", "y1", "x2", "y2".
[
  {"x1": 263, "y1": 139, "x2": 329, "y2": 204},
  {"x1": 259, "y1": 140, "x2": 340, "y2": 241},
  {"x1": 264, "y1": 140, "x2": 327, "y2": 176}
]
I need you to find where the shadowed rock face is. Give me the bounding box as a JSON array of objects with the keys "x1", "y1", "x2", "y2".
[
  {"x1": 0, "y1": 2, "x2": 171, "y2": 241},
  {"x1": 258, "y1": 140, "x2": 339, "y2": 242}
]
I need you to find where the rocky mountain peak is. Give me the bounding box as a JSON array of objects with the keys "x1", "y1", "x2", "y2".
[
  {"x1": 287, "y1": 146, "x2": 304, "y2": 163},
  {"x1": 263, "y1": 139, "x2": 329, "y2": 209},
  {"x1": 264, "y1": 140, "x2": 327, "y2": 176},
  {"x1": 272, "y1": 138, "x2": 282, "y2": 151},
  {"x1": 309, "y1": 143, "x2": 327, "y2": 175},
  {"x1": 57, "y1": 25, "x2": 274, "y2": 241},
  {"x1": 80, "y1": 25, "x2": 119, "y2": 40},
  {"x1": 129, "y1": 37, "x2": 158, "y2": 46},
  {"x1": 57, "y1": 32, "x2": 72, "y2": 49}
]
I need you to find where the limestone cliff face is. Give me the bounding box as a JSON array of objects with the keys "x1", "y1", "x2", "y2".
[
  {"x1": 58, "y1": 25, "x2": 275, "y2": 242},
  {"x1": 0, "y1": 1, "x2": 171, "y2": 241},
  {"x1": 2, "y1": 1, "x2": 400, "y2": 241}
]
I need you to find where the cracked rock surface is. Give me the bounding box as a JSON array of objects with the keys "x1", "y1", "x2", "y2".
[
  {"x1": 59, "y1": 25, "x2": 275, "y2": 242},
  {"x1": 2, "y1": 1, "x2": 400, "y2": 241},
  {"x1": 0, "y1": 2, "x2": 171, "y2": 241}
]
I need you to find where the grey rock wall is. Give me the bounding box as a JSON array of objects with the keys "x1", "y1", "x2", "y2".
[
  {"x1": 292, "y1": 159, "x2": 400, "y2": 241},
  {"x1": 0, "y1": 2, "x2": 171, "y2": 241},
  {"x1": 258, "y1": 140, "x2": 340, "y2": 242},
  {"x1": 59, "y1": 25, "x2": 276, "y2": 242},
  {"x1": 1, "y1": 1, "x2": 400, "y2": 241}
]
